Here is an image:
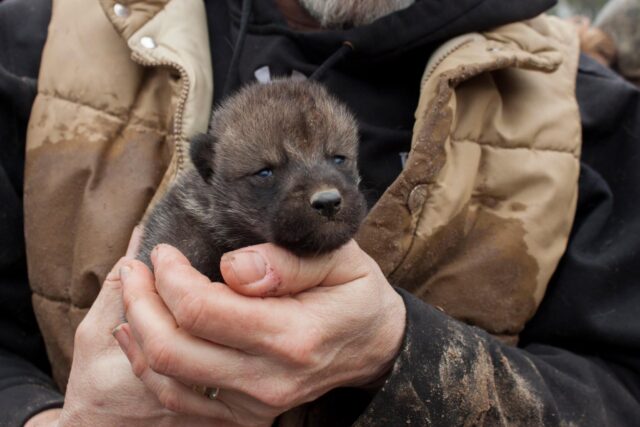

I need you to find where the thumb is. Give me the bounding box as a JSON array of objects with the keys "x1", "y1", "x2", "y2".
[
  {"x1": 81, "y1": 256, "x2": 133, "y2": 338},
  {"x1": 220, "y1": 240, "x2": 373, "y2": 297},
  {"x1": 82, "y1": 226, "x2": 144, "y2": 330}
]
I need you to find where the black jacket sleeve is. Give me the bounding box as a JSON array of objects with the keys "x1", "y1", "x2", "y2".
[
  {"x1": 0, "y1": 1, "x2": 64, "y2": 426},
  {"x1": 351, "y1": 55, "x2": 640, "y2": 426}
]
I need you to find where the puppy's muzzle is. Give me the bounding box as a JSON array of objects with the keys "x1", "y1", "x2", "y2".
[{"x1": 310, "y1": 189, "x2": 342, "y2": 218}]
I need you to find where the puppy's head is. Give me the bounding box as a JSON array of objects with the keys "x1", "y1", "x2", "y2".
[{"x1": 191, "y1": 80, "x2": 366, "y2": 255}]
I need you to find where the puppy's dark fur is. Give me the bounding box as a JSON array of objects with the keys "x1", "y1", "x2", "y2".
[{"x1": 137, "y1": 80, "x2": 367, "y2": 280}]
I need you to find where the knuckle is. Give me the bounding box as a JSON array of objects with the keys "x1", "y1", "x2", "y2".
[
  {"x1": 102, "y1": 275, "x2": 124, "y2": 293},
  {"x1": 258, "y1": 383, "x2": 296, "y2": 409},
  {"x1": 104, "y1": 257, "x2": 128, "y2": 282},
  {"x1": 174, "y1": 290, "x2": 207, "y2": 332},
  {"x1": 345, "y1": 245, "x2": 370, "y2": 271},
  {"x1": 286, "y1": 328, "x2": 322, "y2": 367},
  {"x1": 146, "y1": 338, "x2": 177, "y2": 375},
  {"x1": 157, "y1": 387, "x2": 184, "y2": 413},
  {"x1": 73, "y1": 321, "x2": 93, "y2": 346},
  {"x1": 251, "y1": 336, "x2": 277, "y2": 356},
  {"x1": 131, "y1": 357, "x2": 147, "y2": 378}
]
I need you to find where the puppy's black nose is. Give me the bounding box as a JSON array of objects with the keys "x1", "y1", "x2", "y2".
[{"x1": 310, "y1": 189, "x2": 342, "y2": 217}]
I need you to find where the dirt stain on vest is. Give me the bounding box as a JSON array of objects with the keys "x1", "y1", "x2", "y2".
[
  {"x1": 391, "y1": 205, "x2": 539, "y2": 338},
  {"x1": 24, "y1": 126, "x2": 169, "y2": 390}
]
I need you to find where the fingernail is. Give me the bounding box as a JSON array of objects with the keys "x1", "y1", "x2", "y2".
[
  {"x1": 221, "y1": 251, "x2": 266, "y2": 285},
  {"x1": 120, "y1": 265, "x2": 131, "y2": 280},
  {"x1": 112, "y1": 324, "x2": 130, "y2": 351}
]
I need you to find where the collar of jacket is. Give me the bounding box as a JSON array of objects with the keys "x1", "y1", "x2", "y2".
[
  {"x1": 98, "y1": 0, "x2": 213, "y2": 160},
  {"x1": 97, "y1": 0, "x2": 213, "y2": 212}
]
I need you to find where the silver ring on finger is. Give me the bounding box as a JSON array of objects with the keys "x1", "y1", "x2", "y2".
[{"x1": 205, "y1": 386, "x2": 220, "y2": 400}]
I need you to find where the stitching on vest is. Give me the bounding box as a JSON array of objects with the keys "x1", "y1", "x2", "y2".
[
  {"x1": 38, "y1": 92, "x2": 168, "y2": 136},
  {"x1": 32, "y1": 289, "x2": 79, "y2": 308},
  {"x1": 450, "y1": 137, "x2": 580, "y2": 158},
  {"x1": 39, "y1": 91, "x2": 127, "y2": 120},
  {"x1": 127, "y1": 0, "x2": 173, "y2": 37},
  {"x1": 100, "y1": 0, "x2": 172, "y2": 40}
]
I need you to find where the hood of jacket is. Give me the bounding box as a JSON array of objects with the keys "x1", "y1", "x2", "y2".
[
  {"x1": 204, "y1": 0, "x2": 556, "y2": 206},
  {"x1": 245, "y1": 0, "x2": 557, "y2": 60}
]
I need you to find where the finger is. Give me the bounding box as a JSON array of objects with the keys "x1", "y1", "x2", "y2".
[
  {"x1": 78, "y1": 226, "x2": 147, "y2": 345},
  {"x1": 121, "y1": 259, "x2": 266, "y2": 390},
  {"x1": 113, "y1": 323, "x2": 239, "y2": 422},
  {"x1": 150, "y1": 243, "x2": 212, "y2": 292},
  {"x1": 220, "y1": 240, "x2": 374, "y2": 297},
  {"x1": 115, "y1": 326, "x2": 277, "y2": 427},
  {"x1": 103, "y1": 224, "x2": 143, "y2": 283},
  {"x1": 151, "y1": 245, "x2": 294, "y2": 349},
  {"x1": 126, "y1": 224, "x2": 143, "y2": 258},
  {"x1": 83, "y1": 255, "x2": 134, "y2": 331}
]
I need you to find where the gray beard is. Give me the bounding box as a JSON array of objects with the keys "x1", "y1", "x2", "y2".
[{"x1": 298, "y1": 0, "x2": 416, "y2": 28}]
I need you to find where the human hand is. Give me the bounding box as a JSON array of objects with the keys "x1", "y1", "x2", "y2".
[
  {"x1": 23, "y1": 408, "x2": 62, "y2": 427},
  {"x1": 117, "y1": 240, "x2": 406, "y2": 426},
  {"x1": 39, "y1": 227, "x2": 218, "y2": 427}
]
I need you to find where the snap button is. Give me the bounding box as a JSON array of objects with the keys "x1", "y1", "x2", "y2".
[
  {"x1": 113, "y1": 3, "x2": 129, "y2": 17},
  {"x1": 140, "y1": 36, "x2": 157, "y2": 49}
]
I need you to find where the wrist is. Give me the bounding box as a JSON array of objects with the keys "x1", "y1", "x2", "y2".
[
  {"x1": 357, "y1": 286, "x2": 407, "y2": 389},
  {"x1": 24, "y1": 408, "x2": 62, "y2": 427}
]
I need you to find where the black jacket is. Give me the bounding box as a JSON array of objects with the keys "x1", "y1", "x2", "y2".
[
  {"x1": 1, "y1": 0, "x2": 639, "y2": 425},
  {"x1": 0, "y1": 1, "x2": 64, "y2": 426}
]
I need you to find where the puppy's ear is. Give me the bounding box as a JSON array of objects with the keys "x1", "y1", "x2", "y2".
[{"x1": 190, "y1": 133, "x2": 216, "y2": 183}]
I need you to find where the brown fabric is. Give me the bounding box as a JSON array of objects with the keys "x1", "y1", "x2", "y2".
[
  {"x1": 25, "y1": 0, "x2": 580, "y2": 391},
  {"x1": 357, "y1": 16, "x2": 581, "y2": 339},
  {"x1": 25, "y1": 0, "x2": 176, "y2": 389}
]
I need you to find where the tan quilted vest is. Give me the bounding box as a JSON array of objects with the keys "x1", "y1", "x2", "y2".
[{"x1": 24, "y1": 0, "x2": 580, "y2": 389}]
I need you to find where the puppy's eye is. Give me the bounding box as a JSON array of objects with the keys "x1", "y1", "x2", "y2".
[
  {"x1": 331, "y1": 155, "x2": 346, "y2": 165},
  {"x1": 255, "y1": 168, "x2": 273, "y2": 178}
]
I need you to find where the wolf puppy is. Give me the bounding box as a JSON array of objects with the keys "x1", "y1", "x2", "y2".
[{"x1": 137, "y1": 80, "x2": 367, "y2": 281}]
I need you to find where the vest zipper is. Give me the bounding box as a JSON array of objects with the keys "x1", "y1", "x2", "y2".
[
  {"x1": 422, "y1": 34, "x2": 483, "y2": 84},
  {"x1": 131, "y1": 51, "x2": 191, "y2": 173}
]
